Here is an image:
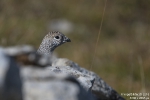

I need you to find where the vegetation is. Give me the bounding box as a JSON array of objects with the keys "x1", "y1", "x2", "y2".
[{"x1": 0, "y1": 0, "x2": 149, "y2": 98}]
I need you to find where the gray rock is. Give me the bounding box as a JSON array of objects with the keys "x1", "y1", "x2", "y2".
[
  {"x1": 0, "y1": 48, "x2": 9, "y2": 88},
  {"x1": 45, "y1": 66, "x2": 95, "y2": 91},
  {"x1": 0, "y1": 48, "x2": 9, "y2": 100},
  {"x1": 52, "y1": 58, "x2": 125, "y2": 100},
  {"x1": 0, "y1": 45, "x2": 125, "y2": 100},
  {"x1": 4, "y1": 45, "x2": 56, "y2": 66},
  {"x1": 0, "y1": 46, "x2": 95, "y2": 100},
  {"x1": 0, "y1": 47, "x2": 22, "y2": 100},
  {"x1": 4, "y1": 45, "x2": 35, "y2": 56},
  {"x1": 21, "y1": 67, "x2": 95, "y2": 100}
]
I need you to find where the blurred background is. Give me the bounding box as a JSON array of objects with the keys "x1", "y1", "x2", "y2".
[{"x1": 0, "y1": 0, "x2": 149, "y2": 96}]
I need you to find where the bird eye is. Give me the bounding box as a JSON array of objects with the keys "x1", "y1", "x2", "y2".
[{"x1": 54, "y1": 36, "x2": 60, "y2": 39}]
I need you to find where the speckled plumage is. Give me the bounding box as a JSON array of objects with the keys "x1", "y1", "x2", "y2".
[{"x1": 37, "y1": 31, "x2": 71, "y2": 55}]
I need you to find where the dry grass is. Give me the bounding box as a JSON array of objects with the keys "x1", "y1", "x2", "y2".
[{"x1": 0, "y1": 0, "x2": 150, "y2": 96}]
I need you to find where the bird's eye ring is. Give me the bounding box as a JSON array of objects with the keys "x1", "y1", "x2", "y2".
[{"x1": 54, "y1": 36, "x2": 59, "y2": 39}]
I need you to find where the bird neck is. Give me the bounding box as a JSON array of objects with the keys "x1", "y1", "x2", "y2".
[{"x1": 37, "y1": 42, "x2": 54, "y2": 55}]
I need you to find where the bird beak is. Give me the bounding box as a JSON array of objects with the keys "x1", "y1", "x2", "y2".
[
  {"x1": 66, "y1": 38, "x2": 71, "y2": 42},
  {"x1": 64, "y1": 37, "x2": 71, "y2": 42}
]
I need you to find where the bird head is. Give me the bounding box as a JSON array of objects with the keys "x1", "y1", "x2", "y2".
[
  {"x1": 51, "y1": 31, "x2": 71, "y2": 47},
  {"x1": 37, "y1": 31, "x2": 71, "y2": 54}
]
